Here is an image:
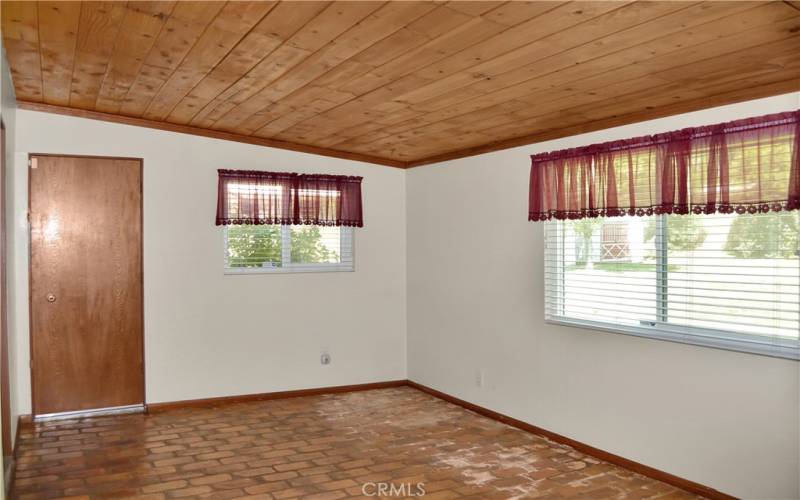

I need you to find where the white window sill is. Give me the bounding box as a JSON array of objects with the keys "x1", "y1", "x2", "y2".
[
  {"x1": 224, "y1": 265, "x2": 354, "y2": 275},
  {"x1": 547, "y1": 317, "x2": 800, "y2": 361}
]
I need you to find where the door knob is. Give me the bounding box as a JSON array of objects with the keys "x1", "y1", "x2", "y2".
[{"x1": 46, "y1": 293, "x2": 56, "y2": 303}]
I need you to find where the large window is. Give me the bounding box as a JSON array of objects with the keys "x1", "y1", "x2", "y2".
[
  {"x1": 225, "y1": 225, "x2": 353, "y2": 274},
  {"x1": 545, "y1": 212, "x2": 800, "y2": 359}
]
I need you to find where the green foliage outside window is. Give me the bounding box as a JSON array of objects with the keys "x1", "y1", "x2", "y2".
[
  {"x1": 724, "y1": 211, "x2": 799, "y2": 259},
  {"x1": 291, "y1": 226, "x2": 338, "y2": 263},
  {"x1": 644, "y1": 215, "x2": 708, "y2": 252},
  {"x1": 227, "y1": 225, "x2": 282, "y2": 268},
  {"x1": 226, "y1": 225, "x2": 339, "y2": 268}
]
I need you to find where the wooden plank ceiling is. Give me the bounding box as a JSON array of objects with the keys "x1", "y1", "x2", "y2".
[{"x1": 2, "y1": 1, "x2": 800, "y2": 168}]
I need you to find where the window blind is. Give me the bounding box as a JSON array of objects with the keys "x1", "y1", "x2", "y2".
[{"x1": 545, "y1": 212, "x2": 800, "y2": 359}]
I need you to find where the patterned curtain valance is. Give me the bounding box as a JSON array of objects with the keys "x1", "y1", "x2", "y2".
[
  {"x1": 216, "y1": 169, "x2": 363, "y2": 227},
  {"x1": 528, "y1": 110, "x2": 799, "y2": 221}
]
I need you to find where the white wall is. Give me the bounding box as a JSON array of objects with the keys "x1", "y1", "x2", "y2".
[
  {"x1": 1, "y1": 43, "x2": 16, "y2": 493},
  {"x1": 407, "y1": 92, "x2": 800, "y2": 500},
  {"x1": 10, "y1": 110, "x2": 407, "y2": 411}
]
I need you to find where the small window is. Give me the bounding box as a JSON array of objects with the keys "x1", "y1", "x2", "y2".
[
  {"x1": 545, "y1": 212, "x2": 800, "y2": 359},
  {"x1": 224, "y1": 224, "x2": 353, "y2": 274}
]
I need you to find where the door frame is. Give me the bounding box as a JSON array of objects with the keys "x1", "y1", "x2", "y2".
[
  {"x1": 27, "y1": 153, "x2": 146, "y2": 417},
  {"x1": 1, "y1": 120, "x2": 11, "y2": 463}
]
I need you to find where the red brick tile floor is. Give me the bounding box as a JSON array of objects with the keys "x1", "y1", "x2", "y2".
[{"x1": 10, "y1": 387, "x2": 699, "y2": 499}]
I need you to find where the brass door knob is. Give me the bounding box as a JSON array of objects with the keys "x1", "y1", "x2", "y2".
[{"x1": 46, "y1": 293, "x2": 56, "y2": 303}]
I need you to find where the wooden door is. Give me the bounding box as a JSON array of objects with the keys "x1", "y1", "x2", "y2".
[{"x1": 29, "y1": 154, "x2": 144, "y2": 416}]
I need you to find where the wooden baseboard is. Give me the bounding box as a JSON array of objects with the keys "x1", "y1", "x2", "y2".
[
  {"x1": 7, "y1": 414, "x2": 32, "y2": 497},
  {"x1": 146, "y1": 380, "x2": 408, "y2": 412},
  {"x1": 406, "y1": 380, "x2": 736, "y2": 500}
]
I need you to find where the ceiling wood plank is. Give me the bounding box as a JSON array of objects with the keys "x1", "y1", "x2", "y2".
[
  {"x1": 406, "y1": 75, "x2": 800, "y2": 167},
  {"x1": 141, "y1": 1, "x2": 277, "y2": 121},
  {"x1": 1, "y1": 1, "x2": 43, "y2": 101},
  {"x1": 453, "y1": 18, "x2": 800, "y2": 142},
  {"x1": 118, "y1": 1, "x2": 226, "y2": 116},
  {"x1": 184, "y1": 1, "x2": 330, "y2": 128},
  {"x1": 275, "y1": 1, "x2": 672, "y2": 144},
  {"x1": 390, "y1": 47, "x2": 800, "y2": 158},
  {"x1": 94, "y1": 1, "x2": 177, "y2": 113},
  {"x1": 240, "y1": 1, "x2": 442, "y2": 137},
  {"x1": 3, "y1": 0, "x2": 798, "y2": 166},
  {"x1": 210, "y1": 1, "x2": 386, "y2": 132},
  {"x1": 245, "y1": 1, "x2": 574, "y2": 139},
  {"x1": 305, "y1": 1, "x2": 765, "y2": 149},
  {"x1": 318, "y1": 2, "x2": 797, "y2": 157},
  {"x1": 69, "y1": 1, "x2": 128, "y2": 109},
  {"x1": 38, "y1": 1, "x2": 82, "y2": 106},
  {"x1": 445, "y1": 1, "x2": 504, "y2": 17}
]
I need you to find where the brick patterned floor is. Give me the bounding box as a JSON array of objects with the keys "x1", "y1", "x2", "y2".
[{"x1": 11, "y1": 387, "x2": 699, "y2": 499}]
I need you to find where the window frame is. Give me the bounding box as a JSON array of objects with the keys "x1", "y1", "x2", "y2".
[
  {"x1": 223, "y1": 224, "x2": 355, "y2": 275},
  {"x1": 544, "y1": 217, "x2": 800, "y2": 360}
]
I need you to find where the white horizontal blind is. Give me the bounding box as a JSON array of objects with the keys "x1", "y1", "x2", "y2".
[
  {"x1": 224, "y1": 225, "x2": 353, "y2": 274},
  {"x1": 545, "y1": 212, "x2": 800, "y2": 359}
]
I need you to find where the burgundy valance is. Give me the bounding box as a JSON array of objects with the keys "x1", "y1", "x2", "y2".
[
  {"x1": 529, "y1": 110, "x2": 799, "y2": 221},
  {"x1": 216, "y1": 169, "x2": 363, "y2": 227}
]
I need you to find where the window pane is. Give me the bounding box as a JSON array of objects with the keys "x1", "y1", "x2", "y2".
[
  {"x1": 666, "y1": 212, "x2": 800, "y2": 340},
  {"x1": 226, "y1": 225, "x2": 283, "y2": 268},
  {"x1": 556, "y1": 218, "x2": 657, "y2": 325},
  {"x1": 290, "y1": 225, "x2": 342, "y2": 264}
]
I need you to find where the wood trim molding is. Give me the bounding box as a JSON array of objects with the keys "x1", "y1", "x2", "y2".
[
  {"x1": 407, "y1": 380, "x2": 737, "y2": 500},
  {"x1": 16, "y1": 101, "x2": 407, "y2": 169},
  {"x1": 146, "y1": 380, "x2": 408, "y2": 412}
]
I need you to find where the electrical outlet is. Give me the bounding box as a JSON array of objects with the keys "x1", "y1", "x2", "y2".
[
  {"x1": 475, "y1": 369, "x2": 485, "y2": 388},
  {"x1": 320, "y1": 353, "x2": 331, "y2": 365}
]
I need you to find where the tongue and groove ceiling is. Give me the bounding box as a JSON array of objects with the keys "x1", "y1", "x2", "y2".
[{"x1": 2, "y1": 1, "x2": 800, "y2": 168}]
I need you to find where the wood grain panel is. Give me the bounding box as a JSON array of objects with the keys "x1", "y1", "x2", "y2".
[
  {"x1": 328, "y1": 2, "x2": 800, "y2": 158},
  {"x1": 38, "y1": 2, "x2": 82, "y2": 106},
  {"x1": 141, "y1": 1, "x2": 276, "y2": 121},
  {"x1": 29, "y1": 155, "x2": 144, "y2": 415},
  {"x1": 211, "y1": 1, "x2": 384, "y2": 131},
  {"x1": 1, "y1": 1, "x2": 43, "y2": 101},
  {"x1": 4, "y1": 1, "x2": 799, "y2": 166},
  {"x1": 185, "y1": 1, "x2": 330, "y2": 128},
  {"x1": 69, "y1": 1, "x2": 128, "y2": 109},
  {"x1": 119, "y1": 1, "x2": 226, "y2": 116},
  {"x1": 94, "y1": 1, "x2": 177, "y2": 113}
]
